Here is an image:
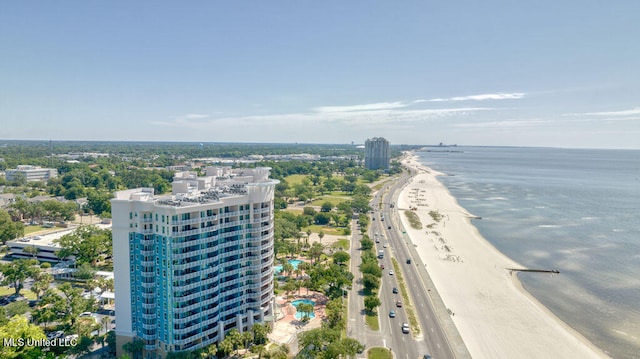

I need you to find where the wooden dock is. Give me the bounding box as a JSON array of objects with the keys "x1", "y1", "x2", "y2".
[{"x1": 506, "y1": 268, "x2": 560, "y2": 274}]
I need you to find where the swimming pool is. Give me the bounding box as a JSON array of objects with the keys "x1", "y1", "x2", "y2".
[
  {"x1": 291, "y1": 299, "x2": 316, "y2": 320},
  {"x1": 274, "y1": 259, "x2": 303, "y2": 274}
]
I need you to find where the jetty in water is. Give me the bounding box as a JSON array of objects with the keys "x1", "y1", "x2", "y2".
[{"x1": 506, "y1": 268, "x2": 560, "y2": 274}]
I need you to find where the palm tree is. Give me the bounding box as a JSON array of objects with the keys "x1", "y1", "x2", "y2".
[
  {"x1": 318, "y1": 230, "x2": 325, "y2": 245},
  {"x1": 294, "y1": 232, "x2": 302, "y2": 254},
  {"x1": 305, "y1": 228, "x2": 312, "y2": 247},
  {"x1": 23, "y1": 245, "x2": 40, "y2": 259},
  {"x1": 101, "y1": 315, "x2": 111, "y2": 334}
]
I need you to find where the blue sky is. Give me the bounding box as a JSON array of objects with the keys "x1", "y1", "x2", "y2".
[{"x1": 1, "y1": 1, "x2": 639, "y2": 148}]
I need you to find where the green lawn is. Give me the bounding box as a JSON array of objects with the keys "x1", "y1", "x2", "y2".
[
  {"x1": 309, "y1": 195, "x2": 351, "y2": 207},
  {"x1": 283, "y1": 174, "x2": 309, "y2": 185},
  {"x1": 331, "y1": 239, "x2": 350, "y2": 251},
  {"x1": 367, "y1": 347, "x2": 392, "y2": 359},
  {"x1": 0, "y1": 287, "x2": 37, "y2": 300},
  {"x1": 365, "y1": 311, "x2": 380, "y2": 331},
  {"x1": 304, "y1": 225, "x2": 344, "y2": 236},
  {"x1": 24, "y1": 226, "x2": 44, "y2": 235}
]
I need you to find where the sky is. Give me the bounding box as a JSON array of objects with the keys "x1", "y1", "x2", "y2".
[{"x1": 1, "y1": 1, "x2": 639, "y2": 149}]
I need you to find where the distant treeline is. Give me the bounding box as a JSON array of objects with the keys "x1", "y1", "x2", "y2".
[{"x1": 0, "y1": 140, "x2": 417, "y2": 169}]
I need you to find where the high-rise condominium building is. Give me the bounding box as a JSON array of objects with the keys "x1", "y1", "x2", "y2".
[
  {"x1": 364, "y1": 137, "x2": 390, "y2": 170},
  {"x1": 111, "y1": 167, "x2": 278, "y2": 358}
]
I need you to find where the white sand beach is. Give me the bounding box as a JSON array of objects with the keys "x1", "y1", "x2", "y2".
[{"x1": 397, "y1": 153, "x2": 609, "y2": 359}]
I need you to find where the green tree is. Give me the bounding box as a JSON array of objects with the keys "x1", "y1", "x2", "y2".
[
  {"x1": 360, "y1": 237, "x2": 374, "y2": 251},
  {"x1": 56, "y1": 225, "x2": 112, "y2": 265},
  {"x1": 87, "y1": 189, "x2": 112, "y2": 216},
  {"x1": 122, "y1": 338, "x2": 145, "y2": 359},
  {"x1": 325, "y1": 298, "x2": 345, "y2": 329},
  {"x1": 31, "y1": 271, "x2": 53, "y2": 300},
  {"x1": 0, "y1": 209, "x2": 22, "y2": 244},
  {"x1": 295, "y1": 302, "x2": 315, "y2": 322},
  {"x1": 314, "y1": 212, "x2": 331, "y2": 225},
  {"x1": 332, "y1": 251, "x2": 350, "y2": 265},
  {"x1": 0, "y1": 316, "x2": 47, "y2": 359},
  {"x1": 0, "y1": 259, "x2": 39, "y2": 295},
  {"x1": 75, "y1": 262, "x2": 96, "y2": 280},
  {"x1": 4, "y1": 301, "x2": 29, "y2": 317},
  {"x1": 251, "y1": 323, "x2": 271, "y2": 345},
  {"x1": 320, "y1": 201, "x2": 333, "y2": 213},
  {"x1": 364, "y1": 295, "x2": 381, "y2": 313},
  {"x1": 22, "y1": 245, "x2": 39, "y2": 259},
  {"x1": 362, "y1": 273, "x2": 380, "y2": 295}
]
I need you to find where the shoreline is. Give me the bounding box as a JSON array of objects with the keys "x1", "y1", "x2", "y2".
[{"x1": 397, "y1": 152, "x2": 609, "y2": 359}]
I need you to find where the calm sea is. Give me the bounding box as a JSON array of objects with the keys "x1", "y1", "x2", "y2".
[{"x1": 416, "y1": 147, "x2": 640, "y2": 359}]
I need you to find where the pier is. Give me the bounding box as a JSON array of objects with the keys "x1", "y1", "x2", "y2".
[{"x1": 506, "y1": 268, "x2": 560, "y2": 274}]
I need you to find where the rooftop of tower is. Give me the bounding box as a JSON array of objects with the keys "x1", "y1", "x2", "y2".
[{"x1": 112, "y1": 166, "x2": 278, "y2": 207}]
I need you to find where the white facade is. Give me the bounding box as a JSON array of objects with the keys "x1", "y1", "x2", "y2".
[
  {"x1": 111, "y1": 167, "x2": 278, "y2": 357},
  {"x1": 5, "y1": 165, "x2": 58, "y2": 182}
]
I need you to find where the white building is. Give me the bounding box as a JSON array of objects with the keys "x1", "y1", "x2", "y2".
[
  {"x1": 5, "y1": 165, "x2": 58, "y2": 182},
  {"x1": 111, "y1": 167, "x2": 278, "y2": 358}
]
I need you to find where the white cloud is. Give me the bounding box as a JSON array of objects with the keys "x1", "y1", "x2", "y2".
[
  {"x1": 182, "y1": 113, "x2": 209, "y2": 119},
  {"x1": 424, "y1": 92, "x2": 526, "y2": 102},
  {"x1": 149, "y1": 106, "x2": 492, "y2": 130},
  {"x1": 581, "y1": 107, "x2": 640, "y2": 116},
  {"x1": 453, "y1": 119, "x2": 550, "y2": 128},
  {"x1": 313, "y1": 101, "x2": 407, "y2": 113}
]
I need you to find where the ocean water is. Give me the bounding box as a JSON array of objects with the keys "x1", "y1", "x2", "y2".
[{"x1": 416, "y1": 147, "x2": 640, "y2": 359}]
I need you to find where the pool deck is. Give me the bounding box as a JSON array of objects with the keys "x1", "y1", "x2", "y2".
[{"x1": 269, "y1": 291, "x2": 329, "y2": 349}]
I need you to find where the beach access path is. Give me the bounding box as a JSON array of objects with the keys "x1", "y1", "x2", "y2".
[{"x1": 398, "y1": 153, "x2": 610, "y2": 359}]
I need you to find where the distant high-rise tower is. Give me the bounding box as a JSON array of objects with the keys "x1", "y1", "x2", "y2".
[
  {"x1": 364, "y1": 137, "x2": 390, "y2": 170},
  {"x1": 111, "y1": 167, "x2": 278, "y2": 357}
]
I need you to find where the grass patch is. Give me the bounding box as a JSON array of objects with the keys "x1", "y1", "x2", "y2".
[
  {"x1": 0, "y1": 287, "x2": 37, "y2": 300},
  {"x1": 310, "y1": 195, "x2": 351, "y2": 207},
  {"x1": 404, "y1": 211, "x2": 422, "y2": 230},
  {"x1": 24, "y1": 226, "x2": 44, "y2": 235},
  {"x1": 283, "y1": 174, "x2": 309, "y2": 186},
  {"x1": 429, "y1": 210, "x2": 443, "y2": 222},
  {"x1": 371, "y1": 178, "x2": 392, "y2": 192},
  {"x1": 391, "y1": 258, "x2": 420, "y2": 335},
  {"x1": 365, "y1": 311, "x2": 380, "y2": 331},
  {"x1": 367, "y1": 347, "x2": 393, "y2": 359},
  {"x1": 304, "y1": 225, "x2": 343, "y2": 236},
  {"x1": 331, "y1": 239, "x2": 350, "y2": 251}
]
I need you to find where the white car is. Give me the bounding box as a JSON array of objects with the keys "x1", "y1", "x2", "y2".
[
  {"x1": 383, "y1": 243, "x2": 388, "y2": 248},
  {"x1": 402, "y1": 322, "x2": 410, "y2": 334},
  {"x1": 389, "y1": 270, "x2": 394, "y2": 275}
]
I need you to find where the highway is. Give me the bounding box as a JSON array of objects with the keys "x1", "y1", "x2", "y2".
[{"x1": 348, "y1": 171, "x2": 471, "y2": 359}]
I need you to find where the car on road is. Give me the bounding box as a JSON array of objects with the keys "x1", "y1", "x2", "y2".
[
  {"x1": 396, "y1": 300, "x2": 403, "y2": 307},
  {"x1": 389, "y1": 310, "x2": 396, "y2": 318},
  {"x1": 392, "y1": 287, "x2": 398, "y2": 294},
  {"x1": 383, "y1": 243, "x2": 387, "y2": 248},
  {"x1": 401, "y1": 322, "x2": 410, "y2": 334},
  {"x1": 389, "y1": 270, "x2": 394, "y2": 275},
  {"x1": 380, "y1": 264, "x2": 385, "y2": 269},
  {"x1": 423, "y1": 355, "x2": 432, "y2": 359},
  {"x1": 388, "y1": 225, "x2": 392, "y2": 229},
  {"x1": 406, "y1": 258, "x2": 411, "y2": 264}
]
